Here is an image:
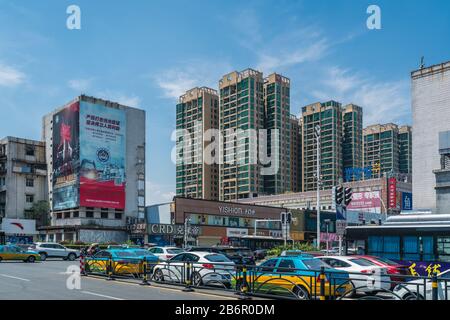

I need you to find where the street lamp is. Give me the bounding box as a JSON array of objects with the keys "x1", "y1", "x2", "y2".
[{"x1": 314, "y1": 125, "x2": 321, "y2": 250}]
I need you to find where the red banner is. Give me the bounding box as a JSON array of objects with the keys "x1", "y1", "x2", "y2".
[{"x1": 388, "y1": 177, "x2": 397, "y2": 209}]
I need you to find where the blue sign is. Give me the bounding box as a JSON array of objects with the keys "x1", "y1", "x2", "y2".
[
  {"x1": 402, "y1": 192, "x2": 413, "y2": 210},
  {"x1": 344, "y1": 166, "x2": 372, "y2": 182}
]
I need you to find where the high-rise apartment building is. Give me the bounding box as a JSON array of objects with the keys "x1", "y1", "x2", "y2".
[
  {"x1": 363, "y1": 123, "x2": 399, "y2": 178},
  {"x1": 289, "y1": 115, "x2": 301, "y2": 192},
  {"x1": 302, "y1": 100, "x2": 343, "y2": 191},
  {"x1": 219, "y1": 69, "x2": 265, "y2": 201},
  {"x1": 42, "y1": 95, "x2": 146, "y2": 243},
  {"x1": 175, "y1": 87, "x2": 219, "y2": 200},
  {"x1": 399, "y1": 125, "x2": 412, "y2": 174},
  {"x1": 263, "y1": 73, "x2": 291, "y2": 195},
  {"x1": 342, "y1": 104, "x2": 363, "y2": 181},
  {"x1": 0, "y1": 137, "x2": 48, "y2": 222},
  {"x1": 412, "y1": 60, "x2": 450, "y2": 211}
]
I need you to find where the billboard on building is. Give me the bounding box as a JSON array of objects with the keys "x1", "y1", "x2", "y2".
[
  {"x1": 346, "y1": 191, "x2": 381, "y2": 213},
  {"x1": 52, "y1": 102, "x2": 80, "y2": 210},
  {"x1": 79, "y1": 101, "x2": 126, "y2": 209},
  {"x1": 402, "y1": 192, "x2": 413, "y2": 210},
  {"x1": 388, "y1": 177, "x2": 397, "y2": 209}
]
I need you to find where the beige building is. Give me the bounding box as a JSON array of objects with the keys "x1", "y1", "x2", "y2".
[
  {"x1": 343, "y1": 104, "x2": 363, "y2": 181},
  {"x1": 176, "y1": 87, "x2": 219, "y2": 200}
]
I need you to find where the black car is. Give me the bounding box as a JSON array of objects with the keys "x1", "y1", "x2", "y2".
[{"x1": 188, "y1": 246, "x2": 256, "y2": 266}]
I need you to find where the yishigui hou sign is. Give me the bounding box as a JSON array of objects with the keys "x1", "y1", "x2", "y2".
[{"x1": 218, "y1": 206, "x2": 256, "y2": 216}]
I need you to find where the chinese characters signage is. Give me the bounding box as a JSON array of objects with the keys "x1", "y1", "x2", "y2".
[
  {"x1": 388, "y1": 177, "x2": 397, "y2": 209},
  {"x1": 346, "y1": 191, "x2": 381, "y2": 212}
]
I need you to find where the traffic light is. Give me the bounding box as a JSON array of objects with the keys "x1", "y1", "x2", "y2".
[
  {"x1": 281, "y1": 212, "x2": 286, "y2": 224},
  {"x1": 335, "y1": 186, "x2": 344, "y2": 205},
  {"x1": 344, "y1": 187, "x2": 353, "y2": 206},
  {"x1": 286, "y1": 212, "x2": 292, "y2": 224}
]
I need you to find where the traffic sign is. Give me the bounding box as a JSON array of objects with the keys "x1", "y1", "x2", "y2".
[{"x1": 336, "y1": 220, "x2": 347, "y2": 236}]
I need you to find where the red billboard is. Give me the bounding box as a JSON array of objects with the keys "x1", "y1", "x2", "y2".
[
  {"x1": 346, "y1": 191, "x2": 381, "y2": 213},
  {"x1": 388, "y1": 177, "x2": 397, "y2": 209}
]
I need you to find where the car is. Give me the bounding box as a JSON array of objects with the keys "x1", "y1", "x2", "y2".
[
  {"x1": 148, "y1": 246, "x2": 185, "y2": 261},
  {"x1": 30, "y1": 242, "x2": 80, "y2": 261},
  {"x1": 393, "y1": 269, "x2": 450, "y2": 300},
  {"x1": 85, "y1": 249, "x2": 143, "y2": 277},
  {"x1": 0, "y1": 245, "x2": 41, "y2": 263},
  {"x1": 352, "y1": 255, "x2": 411, "y2": 285},
  {"x1": 317, "y1": 256, "x2": 391, "y2": 296},
  {"x1": 189, "y1": 246, "x2": 256, "y2": 265},
  {"x1": 247, "y1": 256, "x2": 352, "y2": 300},
  {"x1": 152, "y1": 252, "x2": 235, "y2": 288},
  {"x1": 119, "y1": 248, "x2": 159, "y2": 273}
]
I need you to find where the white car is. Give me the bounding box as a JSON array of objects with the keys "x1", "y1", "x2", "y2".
[
  {"x1": 30, "y1": 242, "x2": 80, "y2": 261},
  {"x1": 152, "y1": 251, "x2": 235, "y2": 288},
  {"x1": 148, "y1": 246, "x2": 185, "y2": 261},
  {"x1": 317, "y1": 256, "x2": 391, "y2": 296},
  {"x1": 393, "y1": 269, "x2": 450, "y2": 300}
]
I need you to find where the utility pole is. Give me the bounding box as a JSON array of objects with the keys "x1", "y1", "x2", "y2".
[
  {"x1": 315, "y1": 125, "x2": 321, "y2": 250},
  {"x1": 183, "y1": 217, "x2": 191, "y2": 249}
]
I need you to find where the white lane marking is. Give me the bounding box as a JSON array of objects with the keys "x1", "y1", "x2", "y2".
[
  {"x1": 0, "y1": 274, "x2": 31, "y2": 282},
  {"x1": 81, "y1": 291, "x2": 124, "y2": 300}
]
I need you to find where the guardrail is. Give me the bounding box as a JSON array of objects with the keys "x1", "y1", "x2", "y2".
[{"x1": 80, "y1": 255, "x2": 450, "y2": 300}]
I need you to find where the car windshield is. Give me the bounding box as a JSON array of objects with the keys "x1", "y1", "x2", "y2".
[
  {"x1": 167, "y1": 248, "x2": 184, "y2": 254},
  {"x1": 349, "y1": 258, "x2": 376, "y2": 266},
  {"x1": 302, "y1": 259, "x2": 330, "y2": 270},
  {"x1": 205, "y1": 254, "x2": 232, "y2": 263},
  {"x1": 372, "y1": 256, "x2": 399, "y2": 266}
]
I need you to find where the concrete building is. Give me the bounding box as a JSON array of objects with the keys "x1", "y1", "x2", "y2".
[
  {"x1": 399, "y1": 125, "x2": 412, "y2": 174},
  {"x1": 343, "y1": 104, "x2": 363, "y2": 181},
  {"x1": 434, "y1": 130, "x2": 450, "y2": 214},
  {"x1": 219, "y1": 69, "x2": 265, "y2": 201},
  {"x1": 289, "y1": 115, "x2": 301, "y2": 192},
  {"x1": 412, "y1": 60, "x2": 450, "y2": 211},
  {"x1": 41, "y1": 95, "x2": 146, "y2": 243},
  {"x1": 175, "y1": 87, "x2": 219, "y2": 200},
  {"x1": 263, "y1": 73, "x2": 291, "y2": 195},
  {"x1": 302, "y1": 100, "x2": 343, "y2": 191},
  {"x1": 0, "y1": 137, "x2": 48, "y2": 222},
  {"x1": 363, "y1": 123, "x2": 400, "y2": 178}
]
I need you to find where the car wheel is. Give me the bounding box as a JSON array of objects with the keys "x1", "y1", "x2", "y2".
[
  {"x1": 27, "y1": 256, "x2": 36, "y2": 263},
  {"x1": 403, "y1": 293, "x2": 424, "y2": 300},
  {"x1": 153, "y1": 269, "x2": 164, "y2": 282},
  {"x1": 293, "y1": 286, "x2": 310, "y2": 300},
  {"x1": 67, "y1": 253, "x2": 76, "y2": 261},
  {"x1": 39, "y1": 253, "x2": 47, "y2": 261},
  {"x1": 192, "y1": 272, "x2": 203, "y2": 287}
]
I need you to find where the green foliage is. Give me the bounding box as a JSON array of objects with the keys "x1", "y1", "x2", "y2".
[
  {"x1": 267, "y1": 242, "x2": 316, "y2": 257},
  {"x1": 24, "y1": 200, "x2": 50, "y2": 226}
]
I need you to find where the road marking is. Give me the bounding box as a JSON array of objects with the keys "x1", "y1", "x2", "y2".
[
  {"x1": 81, "y1": 291, "x2": 124, "y2": 300},
  {"x1": 0, "y1": 274, "x2": 31, "y2": 282}
]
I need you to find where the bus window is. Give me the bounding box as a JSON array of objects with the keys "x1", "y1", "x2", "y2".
[
  {"x1": 403, "y1": 236, "x2": 420, "y2": 261},
  {"x1": 437, "y1": 237, "x2": 450, "y2": 263}
]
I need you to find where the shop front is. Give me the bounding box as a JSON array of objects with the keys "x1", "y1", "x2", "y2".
[{"x1": 173, "y1": 197, "x2": 286, "y2": 247}]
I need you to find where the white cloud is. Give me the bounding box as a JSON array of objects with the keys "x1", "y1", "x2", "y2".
[
  {"x1": 0, "y1": 63, "x2": 25, "y2": 87},
  {"x1": 95, "y1": 90, "x2": 142, "y2": 108},
  {"x1": 146, "y1": 181, "x2": 175, "y2": 205},
  {"x1": 68, "y1": 78, "x2": 93, "y2": 92},
  {"x1": 153, "y1": 60, "x2": 232, "y2": 100},
  {"x1": 312, "y1": 66, "x2": 410, "y2": 126}
]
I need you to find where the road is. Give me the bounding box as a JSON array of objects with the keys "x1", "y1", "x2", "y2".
[{"x1": 0, "y1": 259, "x2": 239, "y2": 300}]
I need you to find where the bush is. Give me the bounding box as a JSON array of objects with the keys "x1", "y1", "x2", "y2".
[{"x1": 267, "y1": 242, "x2": 316, "y2": 257}]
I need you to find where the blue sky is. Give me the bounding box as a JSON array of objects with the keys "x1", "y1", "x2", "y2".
[{"x1": 0, "y1": 0, "x2": 449, "y2": 204}]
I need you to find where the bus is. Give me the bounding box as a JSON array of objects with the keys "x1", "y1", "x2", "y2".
[
  {"x1": 227, "y1": 235, "x2": 286, "y2": 251},
  {"x1": 345, "y1": 214, "x2": 450, "y2": 277}
]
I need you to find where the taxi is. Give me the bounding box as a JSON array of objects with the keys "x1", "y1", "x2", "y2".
[
  {"x1": 239, "y1": 255, "x2": 353, "y2": 300},
  {"x1": 85, "y1": 249, "x2": 143, "y2": 277},
  {"x1": 0, "y1": 245, "x2": 41, "y2": 263}
]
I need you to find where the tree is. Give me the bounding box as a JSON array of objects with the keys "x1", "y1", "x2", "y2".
[{"x1": 24, "y1": 201, "x2": 50, "y2": 227}]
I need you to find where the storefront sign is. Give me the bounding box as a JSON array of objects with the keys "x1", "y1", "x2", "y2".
[
  {"x1": 226, "y1": 228, "x2": 248, "y2": 237},
  {"x1": 127, "y1": 223, "x2": 147, "y2": 234},
  {"x1": 346, "y1": 191, "x2": 381, "y2": 212},
  {"x1": 0, "y1": 218, "x2": 37, "y2": 235},
  {"x1": 218, "y1": 206, "x2": 256, "y2": 216},
  {"x1": 388, "y1": 178, "x2": 397, "y2": 209},
  {"x1": 148, "y1": 224, "x2": 200, "y2": 236}
]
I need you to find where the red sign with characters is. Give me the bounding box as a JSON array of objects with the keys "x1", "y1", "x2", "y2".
[{"x1": 388, "y1": 177, "x2": 397, "y2": 209}]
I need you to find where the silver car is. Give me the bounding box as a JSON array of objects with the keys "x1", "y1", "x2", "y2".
[{"x1": 30, "y1": 242, "x2": 80, "y2": 261}]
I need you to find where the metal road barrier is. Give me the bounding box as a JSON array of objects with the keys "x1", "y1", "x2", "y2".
[{"x1": 81, "y1": 258, "x2": 450, "y2": 301}]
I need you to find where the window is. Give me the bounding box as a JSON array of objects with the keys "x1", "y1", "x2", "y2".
[
  {"x1": 260, "y1": 259, "x2": 278, "y2": 272},
  {"x1": 25, "y1": 145, "x2": 35, "y2": 156},
  {"x1": 56, "y1": 213, "x2": 62, "y2": 219},
  {"x1": 115, "y1": 212, "x2": 123, "y2": 220},
  {"x1": 73, "y1": 211, "x2": 79, "y2": 218},
  {"x1": 26, "y1": 195, "x2": 34, "y2": 203},
  {"x1": 277, "y1": 259, "x2": 296, "y2": 272},
  {"x1": 101, "y1": 211, "x2": 108, "y2": 219},
  {"x1": 26, "y1": 178, "x2": 34, "y2": 187},
  {"x1": 86, "y1": 210, "x2": 94, "y2": 218},
  {"x1": 64, "y1": 212, "x2": 70, "y2": 219},
  {"x1": 437, "y1": 237, "x2": 450, "y2": 263}
]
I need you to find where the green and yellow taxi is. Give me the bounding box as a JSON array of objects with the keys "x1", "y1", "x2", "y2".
[{"x1": 0, "y1": 245, "x2": 41, "y2": 263}]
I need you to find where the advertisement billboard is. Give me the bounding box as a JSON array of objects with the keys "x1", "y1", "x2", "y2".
[
  {"x1": 79, "y1": 101, "x2": 126, "y2": 209},
  {"x1": 52, "y1": 102, "x2": 80, "y2": 210},
  {"x1": 346, "y1": 191, "x2": 381, "y2": 213},
  {"x1": 388, "y1": 177, "x2": 397, "y2": 209},
  {"x1": 402, "y1": 192, "x2": 413, "y2": 210}
]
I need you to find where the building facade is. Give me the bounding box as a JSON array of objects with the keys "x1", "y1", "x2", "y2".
[
  {"x1": 263, "y1": 73, "x2": 291, "y2": 195},
  {"x1": 363, "y1": 123, "x2": 400, "y2": 178},
  {"x1": 219, "y1": 69, "x2": 265, "y2": 201},
  {"x1": 41, "y1": 95, "x2": 146, "y2": 243},
  {"x1": 289, "y1": 115, "x2": 301, "y2": 192},
  {"x1": 399, "y1": 125, "x2": 412, "y2": 174},
  {"x1": 343, "y1": 104, "x2": 363, "y2": 181},
  {"x1": 412, "y1": 61, "x2": 450, "y2": 211},
  {"x1": 0, "y1": 137, "x2": 48, "y2": 222},
  {"x1": 175, "y1": 87, "x2": 219, "y2": 200},
  {"x1": 302, "y1": 100, "x2": 343, "y2": 191}
]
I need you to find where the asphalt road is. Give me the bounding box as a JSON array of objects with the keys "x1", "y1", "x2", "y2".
[{"x1": 0, "y1": 259, "x2": 239, "y2": 300}]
